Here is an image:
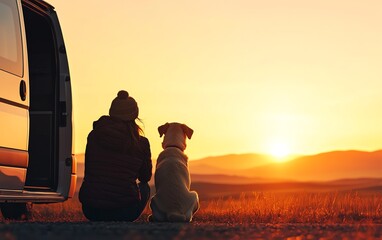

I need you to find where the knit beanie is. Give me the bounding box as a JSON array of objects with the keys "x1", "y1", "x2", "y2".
[{"x1": 109, "y1": 90, "x2": 139, "y2": 121}]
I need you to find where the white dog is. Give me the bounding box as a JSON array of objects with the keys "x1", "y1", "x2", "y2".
[{"x1": 149, "y1": 122, "x2": 200, "y2": 222}]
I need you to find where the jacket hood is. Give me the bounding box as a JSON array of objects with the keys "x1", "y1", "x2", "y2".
[{"x1": 91, "y1": 116, "x2": 130, "y2": 152}]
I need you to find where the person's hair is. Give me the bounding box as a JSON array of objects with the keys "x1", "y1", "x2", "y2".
[{"x1": 124, "y1": 118, "x2": 144, "y2": 150}]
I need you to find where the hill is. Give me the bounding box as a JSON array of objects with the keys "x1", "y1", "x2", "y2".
[
  {"x1": 75, "y1": 153, "x2": 281, "y2": 177},
  {"x1": 239, "y1": 150, "x2": 382, "y2": 181},
  {"x1": 188, "y1": 153, "x2": 274, "y2": 174},
  {"x1": 190, "y1": 178, "x2": 382, "y2": 200},
  {"x1": 190, "y1": 174, "x2": 286, "y2": 184},
  {"x1": 75, "y1": 150, "x2": 382, "y2": 182}
]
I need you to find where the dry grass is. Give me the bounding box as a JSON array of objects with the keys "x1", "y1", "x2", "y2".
[
  {"x1": 21, "y1": 191, "x2": 382, "y2": 224},
  {"x1": 29, "y1": 199, "x2": 86, "y2": 222},
  {"x1": 195, "y1": 191, "x2": 382, "y2": 224}
]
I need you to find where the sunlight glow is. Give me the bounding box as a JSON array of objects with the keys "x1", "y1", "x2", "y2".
[{"x1": 268, "y1": 142, "x2": 291, "y2": 161}]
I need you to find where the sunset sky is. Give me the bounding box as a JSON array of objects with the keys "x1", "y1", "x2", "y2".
[{"x1": 47, "y1": 0, "x2": 382, "y2": 160}]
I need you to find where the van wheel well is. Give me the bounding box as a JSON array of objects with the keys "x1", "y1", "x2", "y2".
[{"x1": 0, "y1": 203, "x2": 32, "y2": 220}]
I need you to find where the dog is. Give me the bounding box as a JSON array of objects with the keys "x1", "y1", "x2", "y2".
[{"x1": 149, "y1": 122, "x2": 200, "y2": 222}]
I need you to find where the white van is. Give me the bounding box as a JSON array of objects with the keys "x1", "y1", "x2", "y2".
[{"x1": 0, "y1": 0, "x2": 76, "y2": 219}]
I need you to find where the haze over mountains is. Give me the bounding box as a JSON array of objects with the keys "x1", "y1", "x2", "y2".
[
  {"x1": 188, "y1": 150, "x2": 382, "y2": 182},
  {"x1": 187, "y1": 154, "x2": 274, "y2": 175},
  {"x1": 76, "y1": 150, "x2": 382, "y2": 183}
]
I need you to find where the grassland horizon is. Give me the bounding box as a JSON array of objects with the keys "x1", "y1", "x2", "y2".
[
  {"x1": 77, "y1": 149, "x2": 382, "y2": 182},
  {"x1": 53, "y1": 150, "x2": 382, "y2": 227},
  {"x1": 23, "y1": 190, "x2": 381, "y2": 225}
]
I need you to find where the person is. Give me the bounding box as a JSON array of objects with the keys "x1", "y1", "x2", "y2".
[{"x1": 79, "y1": 90, "x2": 152, "y2": 221}]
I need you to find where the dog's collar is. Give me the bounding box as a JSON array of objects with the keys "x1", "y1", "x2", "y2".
[{"x1": 166, "y1": 145, "x2": 184, "y2": 151}]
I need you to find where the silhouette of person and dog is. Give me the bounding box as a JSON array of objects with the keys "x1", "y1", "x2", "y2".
[{"x1": 79, "y1": 90, "x2": 199, "y2": 222}]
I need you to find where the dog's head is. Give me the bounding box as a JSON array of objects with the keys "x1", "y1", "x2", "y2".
[{"x1": 158, "y1": 122, "x2": 193, "y2": 151}]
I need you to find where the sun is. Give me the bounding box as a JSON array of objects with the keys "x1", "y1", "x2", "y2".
[{"x1": 268, "y1": 142, "x2": 291, "y2": 161}]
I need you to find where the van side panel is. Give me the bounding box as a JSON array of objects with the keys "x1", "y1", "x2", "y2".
[
  {"x1": 0, "y1": 0, "x2": 29, "y2": 152},
  {"x1": 0, "y1": 147, "x2": 27, "y2": 167},
  {"x1": 0, "y1": 166, "x2": 25, "y2": 189},
  {"x1": 0, "y1": 101, "x2": 28, "y2": 151},
  {"x1": 0, "y1": 0, "x2": 29, "y2": 190}
]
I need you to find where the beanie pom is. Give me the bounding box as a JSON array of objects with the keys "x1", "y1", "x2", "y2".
[{"x1": 117, "y1": 90, "x2": 129, "y2": 99}]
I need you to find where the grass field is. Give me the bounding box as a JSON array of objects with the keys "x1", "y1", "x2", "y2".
[
  {"x1": 195, "y1": 191, "x2": 382, "y2": 224},
  {"x1": 24, "y1": 191, "x2": 382, "y2": 224},
  {"x1": 0, "y1": 190, "x2": 380, "y2": 239}
]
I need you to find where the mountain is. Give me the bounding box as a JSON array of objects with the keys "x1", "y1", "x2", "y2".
[
  {"x1": 191, "y1": 178, "x2": 382, "y2": 200},
  {"x1": 75, "y1": 150, "x2": 382, "y2": 182},
  {"x1": 188, "y1": 153, "x2": 277, "y2": 175},
  {"x1": 76, "y1": 153, "x2": 278, "y2": 177},
  {"x1": 239, "y1": 150, "x2": 382, "y2": 181},
  {"x1": 190, "y1": 174, "x2": 286, "y2": 184}
]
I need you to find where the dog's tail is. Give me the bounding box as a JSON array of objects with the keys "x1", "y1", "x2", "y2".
[{"x1": 167, "y1": 212, "x2": 187, "y2": 222}]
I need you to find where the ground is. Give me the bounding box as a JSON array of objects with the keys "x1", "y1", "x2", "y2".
[
  {"x1": 0, "y1": 222, "x2": 381, "y2": 240},
  {"x1": 1, "y1": 189, "x2": 382, "y2": 239}
]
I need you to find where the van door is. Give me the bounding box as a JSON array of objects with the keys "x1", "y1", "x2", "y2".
[
  {"x1": 0, "y1": 0, "x2": 29, "y2": 190},
  {"x1": 22, "y1": 0, "x2": 73, "y2": 194}
]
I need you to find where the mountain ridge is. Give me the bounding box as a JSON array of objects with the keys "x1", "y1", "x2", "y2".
[
  {"x1": 75, "y1": 150, "x2": 382, "y2": 181},
  {"x1": 189, "y1": 150, "x2": 382, "y2": 181}
]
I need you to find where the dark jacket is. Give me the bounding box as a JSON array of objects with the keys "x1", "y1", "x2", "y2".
[{"x1": 79, "y1": 116, "x2": 152, "y2": 208}]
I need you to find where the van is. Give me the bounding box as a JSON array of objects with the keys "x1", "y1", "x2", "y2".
[{"x1": 0, "y1": 0, "x2": 75, "y2": 219}]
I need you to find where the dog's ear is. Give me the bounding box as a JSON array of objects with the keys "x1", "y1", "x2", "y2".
[
  {"x1": 181, "y1": 124, "x2": 194, "y2": 139},
  {"x1": 158, "y1": 123, "x2": 170, "y2": 137}
]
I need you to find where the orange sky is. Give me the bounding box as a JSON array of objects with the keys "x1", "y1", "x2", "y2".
[{"x1": 48, "y1": 0, "x2": 382, "y2": 160}]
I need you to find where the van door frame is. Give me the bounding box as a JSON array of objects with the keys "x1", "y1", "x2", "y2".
[{"x1": 21, "y1": 0, "x2": 74, "y2": 198}]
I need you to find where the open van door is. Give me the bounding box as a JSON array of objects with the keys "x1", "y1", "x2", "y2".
[{"x1": 22, "y1": 0, "x2": 74, "y2": 197}]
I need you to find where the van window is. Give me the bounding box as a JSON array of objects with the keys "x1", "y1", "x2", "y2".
[{"x1": 0, "y1": 0, "x2": 23, "y2": 77}]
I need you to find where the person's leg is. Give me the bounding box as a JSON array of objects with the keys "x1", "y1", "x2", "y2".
[
  {"x1": 82, "y1": 183, "x2": 151, "y2": 222},
  {"x1": 113, "y1": 182, "x2": 151, "y2": 222},
  {"x1": 82, "y1": 205, "x2": 110, "y2": 221},
  {"x1": 83, "y1": 204, "x2": 134, "y2": 221}
]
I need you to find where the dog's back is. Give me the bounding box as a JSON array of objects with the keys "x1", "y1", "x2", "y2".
[{"x1": 150, "y1": 147, "x2": 199, "y2": 222}]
